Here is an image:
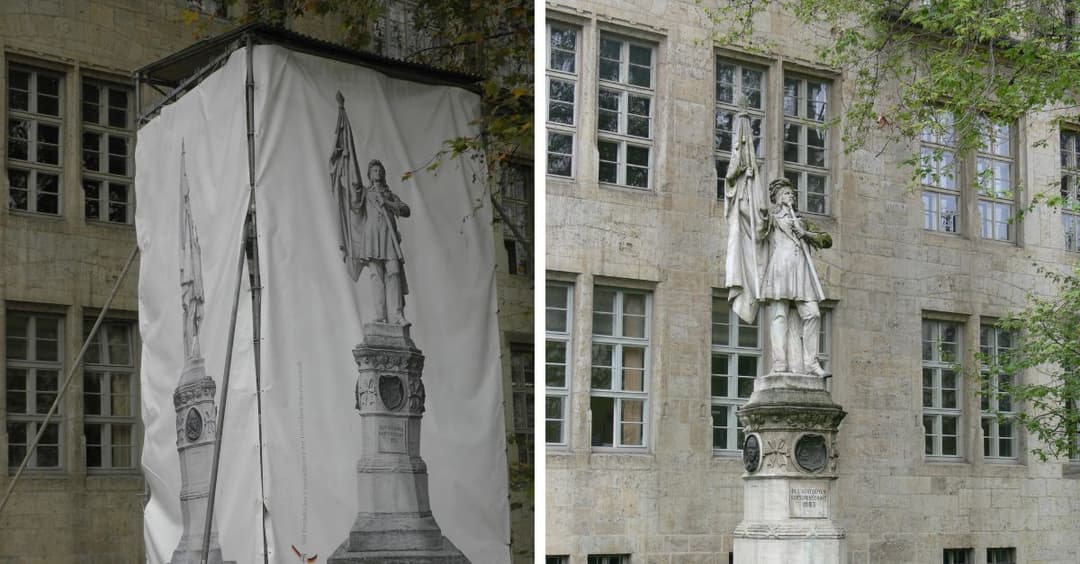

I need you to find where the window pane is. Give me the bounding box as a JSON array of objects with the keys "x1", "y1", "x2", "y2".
[
  {"x1": 622, "y1": 347, "x2": 645, "y2": 391},
  {"x1": 591, "y1": 396, "x2": 614, "y2": 446},
  {"x1": 8, "y1": 119, "x2": 29, "y2": 161}
]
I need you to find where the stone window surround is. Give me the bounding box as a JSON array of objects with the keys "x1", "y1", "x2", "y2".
[
  {"x1": 919, "y1": 110, "x2": 1022, "y2": 243},
  {"x1": 713, "y1": 50, "x2": 838, "y2": 217},
  {"x1": 545, "y1": 281, "x2": 573, "y2": 447},
  {"x1": 80, "y1": 77, "x2": 135, "y2": 225},
  {"x1": 589, "y1": 285, "x2": 651, "y2": 450},
  {"x1": 82, "y1": 317, "x2": 139, "y2": 471},
  {"x1": 979, "y1": 323, "x2": 1019, "y2": 462},
  {"x1": 5, "y1": 309, "x2": 65, "y2": 471},
  {"x1": 1058, "y1": 127, "x2": 1080, "y2": 251}
]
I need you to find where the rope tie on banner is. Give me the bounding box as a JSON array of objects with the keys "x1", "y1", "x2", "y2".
[{"x1": 0, "y1": 244, "x2": 139, "y2": 516}]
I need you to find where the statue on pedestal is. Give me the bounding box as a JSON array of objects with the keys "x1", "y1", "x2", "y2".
[{"x1": 331, "y1": 92, "x2": 411, "y2": 325}]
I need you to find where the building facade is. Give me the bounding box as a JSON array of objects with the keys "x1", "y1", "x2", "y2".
[
  {"x1": 545, "y1": 1, "x2": 1080, "y2": 563},
  {"x1": 0, "y1": 2, "x2": 531, "y2": 562}
]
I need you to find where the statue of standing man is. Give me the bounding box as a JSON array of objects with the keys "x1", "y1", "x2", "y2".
[
  {"x1": 722, "y1": 107, "x2": 831, "y2": 377},
  {"x1": 331, "y1": 92, "x2": 411, "y2": 325}
]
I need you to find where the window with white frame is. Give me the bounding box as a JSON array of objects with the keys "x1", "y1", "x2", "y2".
[
  {"x1": 980, "y1": 325, "x2": 1017, "y2": 460},
  {"x1": 714, "y1": 60, "x2": 765, "y2": 200},
  {"x1": 6, "y1": 311, "x2": 63, "y2": 469},
  {"x1": 83, "y1": 319, "x2": 137, "y2": 470},
  {"x1": 509, "y1": 342, "x2": 533, "y2": 464},
  {"x1": 588, "y1": 556, "x2": 630, "y2": 564},
  {"x1": 1069, "y1": 398, "x2": 1080, "y2": 462},
  {"x1": 710, "y1": 295, "x2": 760, "y2": 451},
  {"x1": 596, "y1": 34, "x2": 654, "y2": 189},
  {"x1": 977, "y1": 119, "x2": 1015, "y2": 241},
  {"x1": 547, "y1": 22, "x2": 578, "y2": 178},
  {"x1": 546, "y1": 283, "x2": 572, "y2": 446},
  {"x1": 546, "y1": 557, "x2": 569, "y2": 564},
  {"x1": 922, "y1": 319, "x2": 962, "y2": 458},
  {"x1": 986, "y1": 547, "x2": 1016, "y2": 564},
  {"x1": 500, "y1": 163, "x2": 532, "y2": 275},
  {"x1": 82, "y1": 80, "x2": 134, "y2": 224},
  {"x1": 1060, "y1": 129, "x2": 1080, "y2": 250},
  {"x1": 590, "y1": 286, "x2": 649, "y2": 448},
  {"x1": 782, "y1": 74, "x2": 831, "y2": 214},
  {"x1": 943, "y1": 548, "x2": 972, "y2": 564},
  {"x1": 7, "y1": 65, "x2": 63, "y2": 215},
  {"x1": 920, "y1": 111, "x2": 960, "y2": 233}
]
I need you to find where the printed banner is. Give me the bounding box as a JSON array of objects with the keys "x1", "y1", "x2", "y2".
[{"x1": 136, "y1": 44, "x2": 509, "y2": 563}]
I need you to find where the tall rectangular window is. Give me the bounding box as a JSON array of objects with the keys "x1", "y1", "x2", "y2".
[
  {"x1": 82, "y1": 80, "x2": 134, "y2": 224},
  {"x1": 597, "y1": 34, "x2": 654, "y2": 189},
  {"x1": 83, "y1": 319, "x2": 137, "y2": 470},
  {"x1": 500, "y1": 163, "x2": 532, "y2": 275},
  {"x1": 590, "y1": 287, "x2": 649, "y2": 448},
  {"x1": 980, "y1": 325, "x2": 1017, "y2": 460},
  {"x1": 977, "y1": 119, "x2": 1015, "y2": 241},
  {"x1": 920, "y1": 111, "x2": 960, "y2": 233},
  {"x1": 7, "y1": 65, "x2": 63, "y2": 215},
  {"x1": 509, "y1": 343, "x2": 533, "y2": 464},
  {"x1": 547, "y1": 22, "x2": 578, "y2": 178},
  {"x1": 922, "y1": 319, "x2": 962, "y2": 458},
  {"x1": 1060, "y1": 129, "x2": 1080, "y2": 250},
  {"x1": 986, "y1": 547, "x2": 1016, "y2": 564},
  {"x1": 711, "y1": 295, "x2": 760, "y2": 451},
  {"x1": 546, "y1": 283, "x2": 572, "y2": 446},
  {"x1": 943, "y1": 548, "x2": 972, "y2": 564},
  {"x1": 782, "y1": 74, "x2": 830, "y2": 214},
  {"x1": 714, "y1": 60, "x2": 765, "y2": 200},
  {"x1": 6, "y1": 312, "x2": 63, "y2": 469}
]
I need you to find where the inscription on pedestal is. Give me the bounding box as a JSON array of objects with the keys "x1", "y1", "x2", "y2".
[
  {"x1": 377, "y1": 420, "x2": 407, "y2": 454},
  {"x1": 789, "y1": 486, "x2": 827, "y2": 518}
]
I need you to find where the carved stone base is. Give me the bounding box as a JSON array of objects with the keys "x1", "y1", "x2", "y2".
[
  {"x1": 331, "y1": 323, "x2": 469, "y2": 563},
  {"x1": 734, "y1": 372, "x2": 847, "y2": 564}
]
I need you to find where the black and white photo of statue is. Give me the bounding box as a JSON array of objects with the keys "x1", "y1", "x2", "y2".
[{"x1": 330, "y1": 91, "x2": 411, "y2": 325}]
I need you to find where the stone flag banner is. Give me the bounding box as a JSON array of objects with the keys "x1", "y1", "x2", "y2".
[{"x1": 135, "y1": 39, "x2": 509, "y2": 563}]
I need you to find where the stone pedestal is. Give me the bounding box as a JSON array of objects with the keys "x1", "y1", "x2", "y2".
[
  {"x1": 733, "y1": 373, "x2": 847, "y2": 564},
  {"x1": 170, "y1": 358, "x2": 234, "y2": 564},
  {"x1": 329, "y1": 323, "x2": 469, "y2": 564}
]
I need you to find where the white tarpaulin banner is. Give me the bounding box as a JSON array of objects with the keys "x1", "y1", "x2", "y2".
[{"x1": 136, "y1": 44, "x2": 509, "y2": 563}]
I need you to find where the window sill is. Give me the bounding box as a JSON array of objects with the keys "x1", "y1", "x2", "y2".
[
  {"x1": 598, "y1": 182, "x2": 651, "y2": 194},
  {"x1": 1062, "y1": 462, "x2": 1080, "y2": 478},
  {"x1": 86, "y1": 219, "x2": 135, "y2": 230},
  {"x1": 7, "y1": 209, "x2": 65, "y2": 221}
]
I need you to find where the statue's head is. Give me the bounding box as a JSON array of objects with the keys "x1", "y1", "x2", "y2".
[
  {"x1": 367, "y1": 160, "x2": 386, "y2": 184},
  {"x1": 769, "y1": 178, "x2": 795, "y2": 205}
]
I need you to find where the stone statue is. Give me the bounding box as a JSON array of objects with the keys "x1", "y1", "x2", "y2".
[
  {"x1": 758, "y1": 178, "x2": 831, "y2": 376},
  {"x1": 723, "y1": 107, "x2": 768, "y2": 324},
  {"x1": 179, "y1": 145, "x2": 204, "y2": 361},
  {"x1": 331, "y1": 92, "x2": 411, "y2": 325}
]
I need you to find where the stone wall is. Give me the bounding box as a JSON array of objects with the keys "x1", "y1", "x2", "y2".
[{"x1": 545, "y1": 1, "x2": 1080, "y2": 563}]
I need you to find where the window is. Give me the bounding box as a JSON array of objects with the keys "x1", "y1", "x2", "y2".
[
  {"x1": 818, "y1": 307, "x2": 832, "y2": 374},
  {"x1": 1069, "y1": 398, "x2": 1080, "y2": 462},
  {"x1": 782, "y1": 74, "x2": 831, "y2": 214},
  {"x1": 590, "y1": 287, "x2": 649, "y2": 448},
  {"x1": 588, "y1": 556, "x2": 630, "y2": 564},
  {"x1": 986, "y1": 547, "x2": 1016, "y2": 564},
  {"x1": 83, "y1": 319, "x2": 137, "y2": 470},
  {"x1": 547, "y1": 22, "x2": 579, "y2": 178},
  {"x1": 977, "y1": 119, "x2": 1015, "y2": 241},
  {"x1": 922, "y1": 320, "x2": 962, "y2": 458},
  {"x1": 1060, "y1": 129, "x2": 1080, "y2": 250},
  {"x1": 546, "y1": 558, "x2": 569, "y2": 564},
  {"x1": 710, "y1": 295, "x2": 761, "y2": 451},
  {"x1": 509, "y1": 343, "x2": 533, "y2": 464},
  {"x1": 6, "y1": 312, "x2": 63, "y2": 469},
  {"x1": 714, "y1": 60, "x2": 765, "y2": 200},
  {"x1": 920, "y1": 111, "x2": 960, "y2": 233},
  {"x1": 500, "y1": 164, "x2": 532, "y2": 275},
  {"x1": 980, "y1": 325, "x2": 1017, "y2": 460},
  {"x1": 943, "y1": 548, "x2": 972, "y2": 564},
  {"x1": 546, "y1": 283, "x2": 572, "y2": 446},
  {"x1": 82, "y1": 80, "x2": 134, "y2": 224},
  {"x1": 8, "y1": 65, "x2": 63, "y2": 215},
  {"x1": 597, "y1": 34, "x2": 654, "y2": 189}
]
